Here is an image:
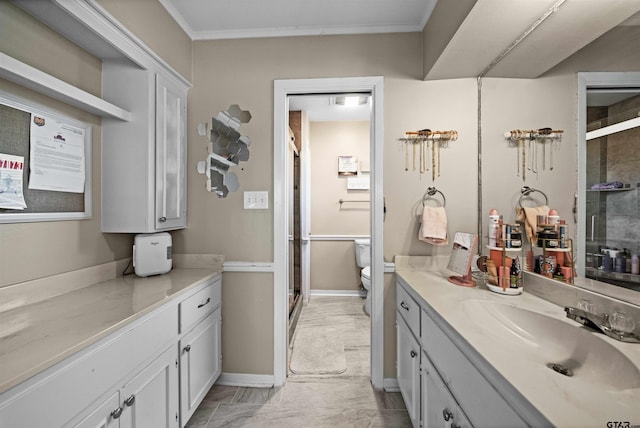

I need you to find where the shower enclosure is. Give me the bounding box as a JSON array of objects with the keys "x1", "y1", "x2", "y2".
[{"x1": 583, "y1": 88, "x2": 640, "y2": 292}]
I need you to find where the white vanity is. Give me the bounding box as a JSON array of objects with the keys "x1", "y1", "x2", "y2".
[
  {"x1": 395, "y1": 256, "x2": 640, "y2": 428},
  {"x1": 0, "y1": 267, "x2": 221, "y2": 428}
]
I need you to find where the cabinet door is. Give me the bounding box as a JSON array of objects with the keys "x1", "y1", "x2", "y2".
[
  {"x1": 180, "y1": 309, "x2": 222, "y2": 427},
  {"x1": 155, "y1": 73, "x2": 187, "y2": 231},
  {"x1": 72, "y1": 391, "x2": 121, "y2": 428},
  {"x1": 422, "y1": 352, "x2": 472, "y2": 428},
  {"x1": 396, "y1": 316, "x2": 421, "y2": 428},
  {"x1": 119, "y1": 346, "x2": 179, "y2": 428}
]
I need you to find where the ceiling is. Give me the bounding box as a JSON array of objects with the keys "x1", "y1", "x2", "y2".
[
  {"x1": 159, "y1": 0, "x2": 640, "y2": 120},
  {"x1": 158, "y1": 0, "x2": 437, "y2": 40}
]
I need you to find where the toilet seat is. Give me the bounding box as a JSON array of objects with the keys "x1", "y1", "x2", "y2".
[{"x1": 361, "y1": 266, "x2": 370, "y2": 280}]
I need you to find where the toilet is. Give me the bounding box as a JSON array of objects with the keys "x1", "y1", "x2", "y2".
[{"x1": 354, "y1": 238, "x2": 371, "y2": 315}]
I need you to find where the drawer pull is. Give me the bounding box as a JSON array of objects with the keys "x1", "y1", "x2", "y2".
[
  {"x1": 410, "y1": 350, "x2": 417, "y2": 358},
  {"x1": 197, "y1": 297, "x2": 211, "y2": 308},
  {"x1": 111, "y1": 407, "x2": 123, "y2": 419},
  {"x1": 400, "y1": 301, "x2": 409, "y2": 311},
  {"x1": 184, "y1": 344, "x2": 191, "y2": 353},
  {"x1": 124, "y1": 394, "x2": 135, "y2": 407},
  {"x1": 443, "y1": 408, "x2": 454, "y2": 421}
]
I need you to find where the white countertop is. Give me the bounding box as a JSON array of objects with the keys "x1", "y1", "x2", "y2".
[
  {"x1": 0, "y1": 268, "x2": 219, "y2": 394},
  {"x1": 396, "y1": 259, "x2": 640, "y2": 428}
]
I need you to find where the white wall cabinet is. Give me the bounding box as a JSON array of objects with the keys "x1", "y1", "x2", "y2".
[
  {"x1": 396, "y1": 279, "x2": 528, "y2": 428},
  {"x1": 102, "y1": 62, "x2": 187, "y2": 233},
  {"x1": 0, "y1": 275, "x2": 222, "y2": 428}
]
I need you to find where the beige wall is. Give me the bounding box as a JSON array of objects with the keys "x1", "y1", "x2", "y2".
[
  {"x1": 0, "y1": 3, "x2": 130, "y2": 287},
  {"x1": 97, "y1": 0, "x2": 193, "y2": 81},
  {"x1": 221, "y1": 272, "x2": 274, "y2": 375},
  {"x1": 309, "y1": 121, "x2": 369, "y2": 292}
]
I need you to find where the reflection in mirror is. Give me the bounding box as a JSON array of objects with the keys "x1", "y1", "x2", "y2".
[{"x1": 577, "y1": 73, "x2": 640, "y2": 305}]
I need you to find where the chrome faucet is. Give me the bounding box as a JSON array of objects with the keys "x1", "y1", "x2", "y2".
[{"x1": 564, "y1": 306, "x2": 640, "y2": 343}]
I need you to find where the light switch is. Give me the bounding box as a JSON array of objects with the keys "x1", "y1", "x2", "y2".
[{"x1": 244, "y1": 191, "x2": 269, "y2": 209}]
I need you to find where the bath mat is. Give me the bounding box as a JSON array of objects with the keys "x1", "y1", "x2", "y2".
[{"x1": 289, "y1": 325, "x2": 347, "y2": 375}]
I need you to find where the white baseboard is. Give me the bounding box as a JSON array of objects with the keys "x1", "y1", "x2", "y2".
[
  {"x1": 216, "y1": 372, "x2": 275, "y2": 388},
  {"x1": 310, "y1": 289, "x2": 366, "y2": 297},
  {"x1": 383, "y1": 378, "x2": 400, "y2": 392}
]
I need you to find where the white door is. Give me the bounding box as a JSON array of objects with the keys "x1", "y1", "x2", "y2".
[
  {"x1": 180, "y1": 310, "x2": 221, "y2": 426},
  {"x1": 155, "y1": 73, "x2": 186, "y2": 230},
  {"x1": 120, "y1": 346, "x2": 179, "y2": 428},
  {"x1": 72, "y1": 391, "x2": 121, "y2": 428},
  {"x1": 397, "y1": 317, "x2": 421, "y2": 428}
]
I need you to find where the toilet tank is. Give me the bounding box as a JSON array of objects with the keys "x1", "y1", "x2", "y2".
[{"x1": 354, "y1": 238, "x2": 371, "y2": 267}]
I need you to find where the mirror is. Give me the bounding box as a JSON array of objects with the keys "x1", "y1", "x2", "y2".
[{"x1": 577, "y1": 73, "x2": 640, "y2": 305}]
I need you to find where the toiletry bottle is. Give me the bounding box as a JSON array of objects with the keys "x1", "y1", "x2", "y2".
[
  {"x1": 632, "y1": 254, "x2": 639, "y2": 275},
  {"x1": 553, "y1": 263, "x2": 564, "y2": 281},
  {"x1": 510, "y1": 257, "x2": 521, "y2": 288},
  {"x1": 615, "y1": 253, "x2": 626, "y2": 273},
  {"x1": 558, "y1": 220, "x2": 566, "y2": 248},
  {"x1": 488, "y1": 209, "x2": 500, "y2": 247}
]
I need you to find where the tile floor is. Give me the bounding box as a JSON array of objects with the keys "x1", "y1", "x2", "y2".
[{"x1": 186, "y1": 296, "x2": 411, "y2": 427}]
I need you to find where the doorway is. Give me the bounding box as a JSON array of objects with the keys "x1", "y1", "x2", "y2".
[
  {"x1": 287, "y1": 94, "x2": 371, "y2": 340},
  {"x1": 273, "y1": 77, "x2": 384, "y2": 388}
]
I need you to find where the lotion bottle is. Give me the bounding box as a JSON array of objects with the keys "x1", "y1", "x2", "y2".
[
  {"x1": 632, "y1": 254, "x2": 640, "y2": 275},
  {"x1": 488, "y1": 209, "x2": 500, "y2": 247}
]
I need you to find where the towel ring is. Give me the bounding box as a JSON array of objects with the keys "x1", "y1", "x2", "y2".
[
  {"x1": 518, "y1": 186, "x2": 548, "y2": 208},
  {"x1": 422, "y1": 186, "x2": 446, "y2": 207}
]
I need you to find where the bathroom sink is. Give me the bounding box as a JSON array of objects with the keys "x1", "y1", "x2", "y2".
[{"x1": 462, "y1": 299, "x2": 640, "y2": 390}]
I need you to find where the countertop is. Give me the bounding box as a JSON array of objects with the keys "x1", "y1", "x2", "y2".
[
  {"x1": 395, "y1": 257, "x2": 640, "y2": 428},
  {"x1": 0, "y1": 268, "x2": 219, "y2": 394}
]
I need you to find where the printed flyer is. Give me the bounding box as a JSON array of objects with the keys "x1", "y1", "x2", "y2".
[
  {"x1": 28, "y1": 113, "x2": 85, "y2": 193},
  {"x1": 0, "y1": 153, "x2": 27, "y2": 210}
]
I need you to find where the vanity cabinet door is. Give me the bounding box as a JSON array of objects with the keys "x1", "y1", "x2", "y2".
[
  {"x1": 72, "y1": 391, "x2": 121, "y2": 428},
  {"x1": 397, "y1": 316, "x2": 421, "y2": 428},
  {"x1": 119, "y1": 346, "x2": 179, "y2": 428},
  {"x1": 422, "y1": 351, "x2": 472, "y2": 428},
  {"x1": 180, "y1": 309, "x2": 222, "y2": 426}
]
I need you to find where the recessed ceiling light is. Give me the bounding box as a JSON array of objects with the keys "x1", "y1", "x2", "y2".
[{"x1": 333, "y1": 95, "x2": 369, "y2": 107}]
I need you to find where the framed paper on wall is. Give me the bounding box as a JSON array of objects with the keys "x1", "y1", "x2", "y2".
[{"x1": 338, "y1": 155, "x2": 358, "y2": 176}]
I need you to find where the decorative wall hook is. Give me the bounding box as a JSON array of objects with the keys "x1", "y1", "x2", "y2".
[{"x1": 398, "y1": 129, "x2": 458, "y2": 181}]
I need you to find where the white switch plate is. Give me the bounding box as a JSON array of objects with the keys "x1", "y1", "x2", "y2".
[{"x1": 244, "y1": 191, "x2": 269, "y2": 209}]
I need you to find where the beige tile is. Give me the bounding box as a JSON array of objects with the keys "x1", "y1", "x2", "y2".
[{"x1": 232, "y1": 386, "x2": 284, "y2": 405}]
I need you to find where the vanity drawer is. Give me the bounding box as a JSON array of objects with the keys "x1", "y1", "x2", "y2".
[
  {"x1": 397, "y1": 283, "x2": 420, "y2": 337},
  {"x1": 421, "y1": 309, "x2": 526, "y2": 428},
  {"x1": 180, "y1": 278, "x2": 221, "y2": 333}
]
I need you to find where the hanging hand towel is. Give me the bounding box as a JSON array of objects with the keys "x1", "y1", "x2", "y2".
[
  {"x1": 515, "y1": 205, "x2": 549, "y2": 243},
  {"x1": 419, "y1": 205, "x2": 448, "y2": 245}
]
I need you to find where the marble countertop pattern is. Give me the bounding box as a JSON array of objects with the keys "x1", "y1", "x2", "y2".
[
  {"x1": 0, "y1": 268, "x2": 219, "y2": 394},
  {"x1": 395, "y1": 256, "x2": 640, "y2": 428}
]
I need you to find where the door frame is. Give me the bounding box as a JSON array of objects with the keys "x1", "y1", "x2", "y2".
[{"x1": 273, "y1": 76, "x2": 384, "y2": 388}]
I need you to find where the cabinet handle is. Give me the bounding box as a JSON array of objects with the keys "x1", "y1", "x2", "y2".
[
  {"x1": 197, "y1": 297, "x2": 211, "y2": 308},
  {"x1": 111, "y1": 407, "x2": 123, "y2": 419},
  {"x1": 184, "y1": 344, "x2": 191, "y2": 353},
  {"x1": 442, "y1": 408, "x2": 454, "y2": 421},
  {"x1": 159, "y1": 216, "x2": 167, "y2": 223},
  {"x1": 124, "y1": 394, "x2": 135, "y2": 407},
  {"x1": 400, "y1": 301, "x2": 409, "y2": 311},
  {"x1": 410, "y1": 350, "x2": 417, "y2": 358}
]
